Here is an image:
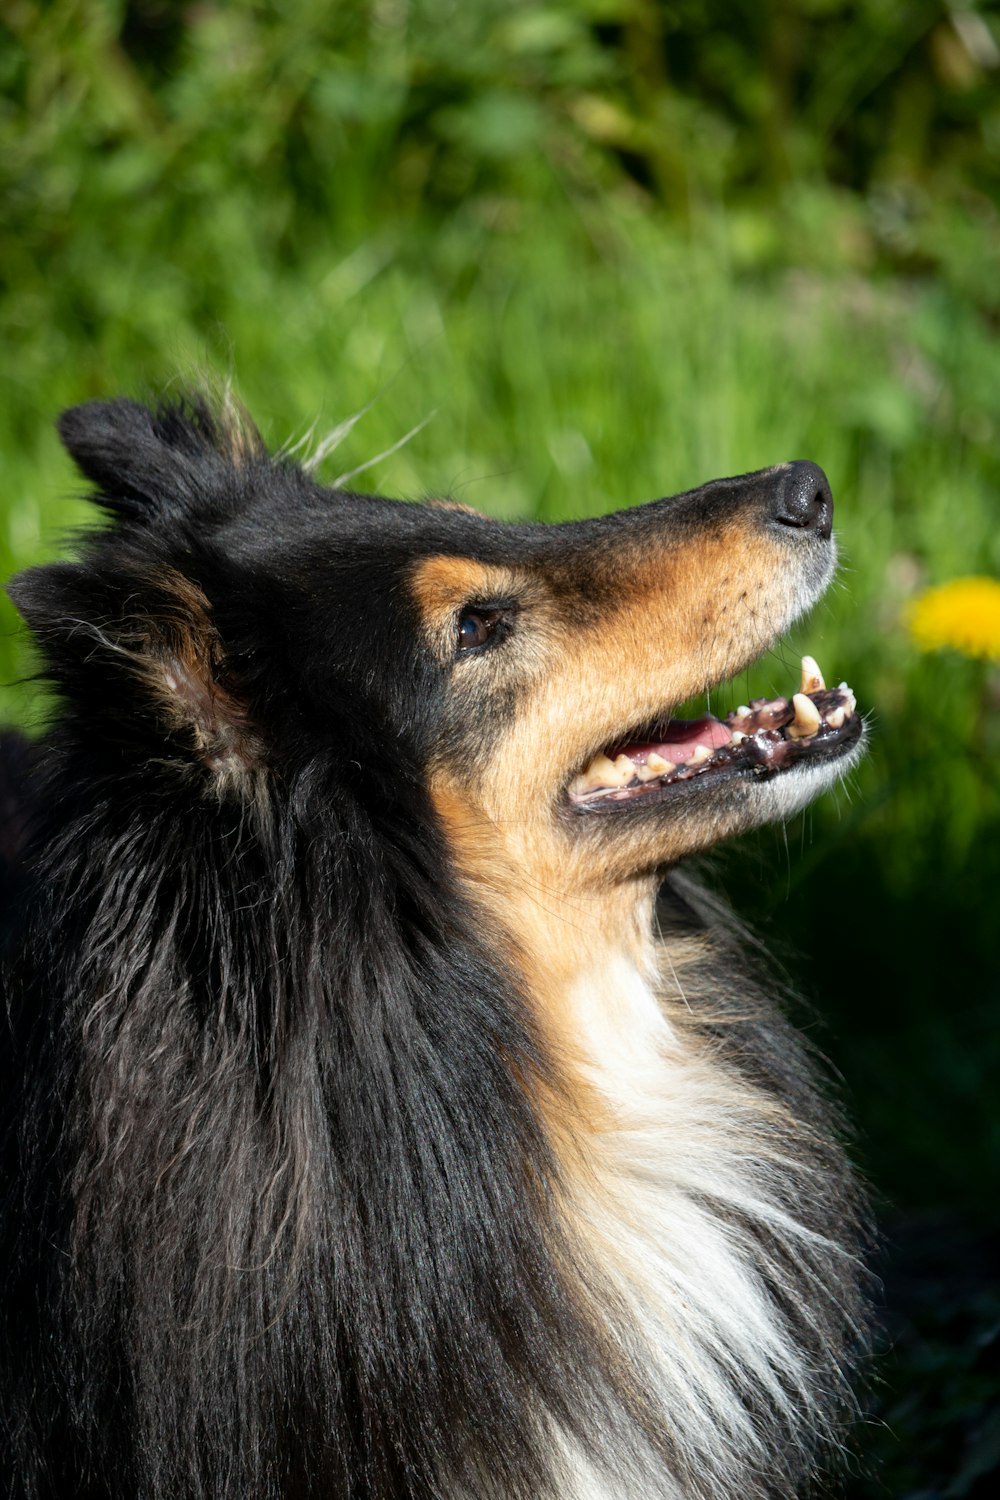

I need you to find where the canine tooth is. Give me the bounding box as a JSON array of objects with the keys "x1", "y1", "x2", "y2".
[
  {"x1": 801, "y1": 654, "x2": 825, "y2": 693},
  {"x1": 736, "y1": 705, "x2": 751, "y2": 718},
  {"x1": 689, "y1": 744, "x2": 713, "y2": 766},
  {"x1": 826, "y1": 706, "x2": 846, "y2": 729},
  {"x1": 647, "y1": 752, "x2": 674, "y2": 775},
  {"x1": 788, "y1": 692, "x2": 822, "y2": 739},
  {"x1": 843, "y1": 689, "x2": 856, "y2": 717},
  {"x1": 731, "y1": 730, "x2": 748, "y2": 743}
]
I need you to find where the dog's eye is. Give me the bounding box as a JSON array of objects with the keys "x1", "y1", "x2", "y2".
[{"x1": 457, "y1": 608, "x2": 502, "y2": 654}]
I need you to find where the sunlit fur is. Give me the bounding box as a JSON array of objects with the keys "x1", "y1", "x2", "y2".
[{"x1": 0, "y1": 396, "x2": 868, "y2": 1500}]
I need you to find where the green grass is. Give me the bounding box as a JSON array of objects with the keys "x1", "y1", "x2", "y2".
[
  {"x1": 3, "y1": 0, "x2": 999, "y2": 1221},
  {"x1": 3, "y1": 6, "x2": 1000, "y2": 1490},
  {"x1": 4, "y1": 202, "x2": 999, "y2": 1214}
]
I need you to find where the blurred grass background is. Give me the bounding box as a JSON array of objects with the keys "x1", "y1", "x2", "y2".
[{"x1": 1, "y1": 2, "x2": 999, "y2": 1493}]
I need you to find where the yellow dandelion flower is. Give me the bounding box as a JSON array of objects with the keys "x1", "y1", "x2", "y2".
[{"x1": 906, "y1": 576, "x2": 1000, "y2": 660}]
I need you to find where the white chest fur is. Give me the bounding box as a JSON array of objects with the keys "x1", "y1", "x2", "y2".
[{"x1": 547, "y1": 945, "x2": 855, "y2": 1499}]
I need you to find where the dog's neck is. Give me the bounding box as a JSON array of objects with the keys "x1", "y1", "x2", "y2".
[{"x1": 436, "y1": 803, "x2": 665, "y2": 1078}]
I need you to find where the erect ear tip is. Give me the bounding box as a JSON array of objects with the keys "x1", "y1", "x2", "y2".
[
  {"x1": 56, "y1": 398, "x2": 154, "y2": 463},
  {"x1": 55, "y1": 399, "x2": 171, "y2": 521},
  {"x1": 55, "y1": 391, "x2": 268, "y2": 524}
]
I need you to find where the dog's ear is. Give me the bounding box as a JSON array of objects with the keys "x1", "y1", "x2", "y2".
[
  {"x1": 57, "y1": 395, "x2": 266, "y2": 524},
  {"x1": 8, "y1": 560, "x2": 264, "y2": 782}
]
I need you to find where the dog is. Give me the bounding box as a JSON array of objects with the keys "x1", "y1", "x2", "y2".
[{"x1": 0, "y1": 394, "x2": 868, "y2": 1499}]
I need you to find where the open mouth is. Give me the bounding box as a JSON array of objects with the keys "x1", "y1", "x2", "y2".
[{"x1": 568, "y1": 655, "x2": 860, "y2": 811}]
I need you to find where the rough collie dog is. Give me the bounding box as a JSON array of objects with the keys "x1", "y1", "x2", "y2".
[{"x1": 0, "y1": 396, "x2": 868, "y2": 1500}]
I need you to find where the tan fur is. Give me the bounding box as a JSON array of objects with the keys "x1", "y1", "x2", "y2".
[
  {"x1": 419, "y1": 503, "x2": 807, "y2": 903},
  {"x1": 214, "y1": 386, "x2": 267, "y2": 466},
  {"x1": 409, "y1": 481, "x2": 864, "y2": 1498},
  {"x1": 131, "y1": 570, "x2": 263, "y2": 779},
  {"x1": 427, "y1": 499, "x2": 486, "y2": 516},
  {"x1": 422, "y1": 506, "x2": 821, "y2": 1135}
]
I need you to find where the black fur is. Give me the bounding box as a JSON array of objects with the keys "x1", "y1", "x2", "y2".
[
  {"x1": 0, "y1": 401, "x2": 616, "y2": 1499},
  {"x1": 0, "y1": 397, "x2": 867, "y2": 1499},
  {"x1": 0, "y1": 731, "x2": 36, "y2": 945}
]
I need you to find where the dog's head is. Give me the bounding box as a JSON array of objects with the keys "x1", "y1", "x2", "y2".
[{"x1": 10, "y1": 395, "x2": 863, "y2": 905}]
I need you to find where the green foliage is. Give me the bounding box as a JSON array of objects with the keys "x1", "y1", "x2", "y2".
[
  {"x1": 0, "y1": 0, "x2": 998, "y2": 1210},
  {"x1": 2, "y1": 2, "x2": 999, "y2": 1488}
]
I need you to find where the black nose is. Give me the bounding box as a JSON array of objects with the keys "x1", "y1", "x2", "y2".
[{"x1": 771, "y1": 461, "x2": 833, "y2": 540}]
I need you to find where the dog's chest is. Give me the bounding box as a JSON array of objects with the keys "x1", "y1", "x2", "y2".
[{"x1": 547, "y1": 950, "x2": 814, "y2": 1498}]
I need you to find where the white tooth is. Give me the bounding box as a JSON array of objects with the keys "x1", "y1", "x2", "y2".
[
  {"x1": 788, "y1": 692, "x2": 822, "y2": 739},
  {"x1": 581, "y1": 753, "x2": 619, "y2": 788},
  {"x1": 613, "y1": 753, "x2": 638, "y2": 783},
  {"x1": 826, "y1": 706, "x2": 845, "y2": 729},
  {"x1": 646, "y1": 752, "x2": 674, "y2": 775},
  {"x1": 843, "y1": 689, "x2": 856, "y2": 718},
  {"x1": 731, "y1": 730, "x2": 748, "y2": 743},
  {"x1": 801, "y1": 654, "x2": 825, "y2": 693},
  {"x1": 689, "y1": 743, "x2": 713, "y2": 766},
  {"x1": 736, "y1": 705, "x2": 751, "y2": 718}
]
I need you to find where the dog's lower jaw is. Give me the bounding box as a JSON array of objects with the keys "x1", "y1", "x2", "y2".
[{"x1": 694, "y1": 718, "x2": 868, "y2": 839}]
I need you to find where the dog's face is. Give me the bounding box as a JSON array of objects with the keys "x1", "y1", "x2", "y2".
[
  {"x1": 12, "y1": 397, "x2": 862, "y2": 910},
  {"x1": 411, "y1": 478, "x2": 861, "y2": 900}
]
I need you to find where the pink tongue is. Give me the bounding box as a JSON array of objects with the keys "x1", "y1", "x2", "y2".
[{"x1": 620, "y1": 715, "x2": 732, "y2": 767}]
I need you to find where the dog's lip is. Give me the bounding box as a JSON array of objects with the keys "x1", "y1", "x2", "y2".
[{"x1": 567, "y1": 656, "x2": 860, "y2": 811}]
